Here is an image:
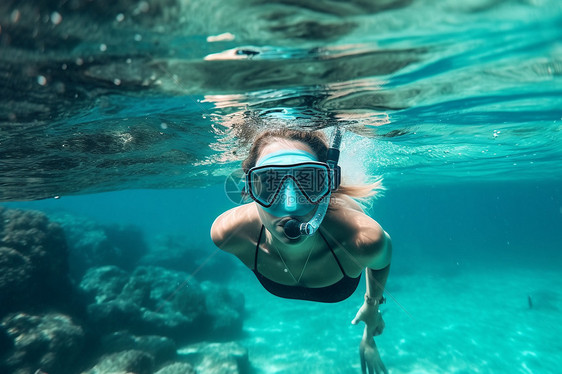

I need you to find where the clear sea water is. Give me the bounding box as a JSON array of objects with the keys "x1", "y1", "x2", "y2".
[{"x1": 1, "y1": 0, "x2": 562, "y2": 373}]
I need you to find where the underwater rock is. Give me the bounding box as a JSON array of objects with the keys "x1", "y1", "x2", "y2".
[
  {"x1": 80, "y1": 265, "x2": 130, "y2": 303},
  {"x1": 0, "y1": 312, "x2": 85, "y2": 374},
  {"x1": 0, "y1": 247, "x2": 33, "y2": 310},
  {"x1": 80, "y1": 265, "x2": 244, "y2": 343},
  {"x1": 0, "y1": 207, "x2": 72, "y2": 317},
  {"x1": 52, "y1": 213, "x2": 148, "y2": 280},
  {"x1": 101, "y1": 331, "x2": 177, "y2": 367},
  {"x1": 202, "y1": 281, "x2": 245, "y2": 339},
  {"x1": 87, "y1": 299, "x2": 144, "y2": 334},
  {"x1": 179, "y1": 341, "x2": 250, "y2": 374},
  {"x1": 83, "y1": 349, "x2": 154, "y2": 374},
  {"x1": 154, "y1": 362, "x2": 196, "y2": 374}
]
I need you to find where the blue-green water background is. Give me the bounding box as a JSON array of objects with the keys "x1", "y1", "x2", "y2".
[
  {"x1": 2, "y1": 0, "x2": 562, "y2": 372},
  {"x1": 6, "y1": 182, "x2": 562, "y2": 271},
  {"x1": 4, "y1": 181, "x2": 562, "y2": 373}
]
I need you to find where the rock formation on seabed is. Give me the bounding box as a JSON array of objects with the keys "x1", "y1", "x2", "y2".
[
  {"x1": 0, "y1": 207, "x2": 73, "y2": 316},
  {"x1": 0, "y1": 207, "x2": 251, "y2": 374}
]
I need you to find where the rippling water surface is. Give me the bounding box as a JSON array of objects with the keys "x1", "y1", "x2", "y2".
[{"x1": 1, "y1": 0, "x2": 562, "y2": 201}]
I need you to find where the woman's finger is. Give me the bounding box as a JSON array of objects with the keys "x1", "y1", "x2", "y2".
[
  {"x1": 366, "y1": 358, "x2": 374, "y2": 374},
  {"x1": 379, "y1": 360, "x2": 389, "y2": 374},
  {"x1": 352, "y1": 311, "x2": 365, "y2": 325},
  {"x1": 360, "y1": 350, "x2": 366, "y2": 374}
]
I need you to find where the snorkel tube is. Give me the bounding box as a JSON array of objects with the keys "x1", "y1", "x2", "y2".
[{"x1": 284, "y1": 127, "x2": 343, "y2": 239}]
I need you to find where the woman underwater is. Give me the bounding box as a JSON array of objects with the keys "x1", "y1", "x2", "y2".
[{"x1": 211, "y1": 128, "x2": 392, "y2": 374}]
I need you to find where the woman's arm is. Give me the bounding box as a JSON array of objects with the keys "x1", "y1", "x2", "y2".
[
  {"x1": 352, "y1": 230, "x2": 392, "y2": 328},
  {"x1": 365, "y1": 231, "x2": 392, "y2": 308},
  {"x1": 352, "y1": 230, "x2": 392, "y2": 374}
]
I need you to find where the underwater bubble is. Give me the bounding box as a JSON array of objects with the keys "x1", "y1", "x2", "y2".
[
  {"x1": 116, "y1": 13, "x2": 125, "y2": 22},
  {"x1": 161, "y1": 123, "x2": 168, "y2": 130},
  {"x1": 75, "y1": 57, "x2": 84, "y2": 66},
  {"x1": 126, "y1": 58, "x2": 132, "y2": 64},
  {"x1": 37, "y1": 75, "x2": 47, "y2": 86},
  {"x1": 134, "y1": 1, "x2": 150, "y2": 15},
  {"x1": 113, "y1": 78, "x2": 121, "y2": 86},
  {"x1": 100, "y1": 43, "x2": 107, "y2": 52},
  {"x1": 50, "y1": 11, "x2": 62, "y2": 25},
  {"x1": 134, "y1": 34, "x2": 142, "y2": 42},
  {"x1": 10, "y1": 10, "x2": 20, "y2": 23}
]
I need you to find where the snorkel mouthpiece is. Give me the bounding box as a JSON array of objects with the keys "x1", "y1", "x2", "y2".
[
  {"x1": 282, "y1": 127, "x2": 343, "y2": 240},
  {"x1": 283, "y1": 219, "x2": 302, "y2": 240},
  {"x1": 283, "y1": 220, "x2": 314, "y2": 240},
  {"x1": 283, "y1": 193, "x2": 331, "y2": 239}
]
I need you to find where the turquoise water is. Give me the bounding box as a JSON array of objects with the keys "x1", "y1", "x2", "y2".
[
  {"x1": 5, "y1": 184, "x2": 562, "y2": 373},
  {"x1": 1, "y1": 0, "x2": 562, "y2": 373}
]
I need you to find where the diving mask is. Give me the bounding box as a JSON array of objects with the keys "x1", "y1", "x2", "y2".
[{"x1": 246, "y1": 150, "x2": 333, "y2": 217}]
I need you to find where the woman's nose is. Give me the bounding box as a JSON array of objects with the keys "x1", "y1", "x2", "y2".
[{"x1": 279, "y1": 179, "x2": 298, "y2": 212}]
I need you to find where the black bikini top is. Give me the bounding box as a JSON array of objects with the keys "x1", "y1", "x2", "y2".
[{"x1": 252, "y1": 225, "x2": 361, "y2": 303}]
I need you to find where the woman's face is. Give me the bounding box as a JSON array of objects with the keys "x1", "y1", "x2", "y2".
[{"x1": 254, "y1": 140, "x2": 320, "y2": 241}]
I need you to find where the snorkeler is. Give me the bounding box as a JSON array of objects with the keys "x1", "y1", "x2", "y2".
[{"x1": 211, "y1": 128, "x2": 392, "y2": 374}]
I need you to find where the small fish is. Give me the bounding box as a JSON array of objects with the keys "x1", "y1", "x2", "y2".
[{"x1": 528, "y1": 295, "x2": 533, "y2": 309}]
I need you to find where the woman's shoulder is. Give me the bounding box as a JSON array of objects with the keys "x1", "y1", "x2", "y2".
[
  {"x1": 211, "y1": 203, "x2": 262, "y2": 253},
  {"x1": 323, "y1": 201, "x2": 386, "y2": 266}
]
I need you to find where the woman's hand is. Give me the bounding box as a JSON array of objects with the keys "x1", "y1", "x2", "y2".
[
  {"x1": 352, "y1": 303, "x2": 387, "y2": 374},
  {"x1": 358, "y1": 328, "x2": 387, "y2": 374},
  {"x1": 352, "y1": 302, "x2": 385, "y2": 336}
]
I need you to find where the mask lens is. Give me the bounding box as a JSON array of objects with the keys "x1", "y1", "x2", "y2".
[
  {"x1": 293, "y1": 165, "x2": 329, "y2": 202},
  {"x1": 249, "y1": 167, "x2": 288, "y2": 206},
  {"x1": 247, "y1": 163, "x2": 330, "y2": 207}
]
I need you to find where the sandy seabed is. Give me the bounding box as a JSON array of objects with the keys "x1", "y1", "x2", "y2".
[{"x1": 229, "y1": 264, "x2": 561, "y2": 374}]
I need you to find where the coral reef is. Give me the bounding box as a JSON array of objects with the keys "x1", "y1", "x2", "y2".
[
  {"x1": 79, "y1": 265, "x2": 245, "y2": 343},
  {"x1": 84, "y1": 349, "x2": 155, "y2": 374},
  {"x1": 51, "y1": 213, "x2": 148, "y2": 280},
  {"x1": 0, "y1": 207, "x2": 251, "y2": 374},
  {"x1": 100, "y1": 332, "x2": 177, "y2": 366},
  {"x1": 0, "y1": 207, "x2": 73, "y2": 317},
  {"x1": 0, "y1": 312, "x2": 85, "y2": 374},
  {"x1": 178, "y1": 342, "x2": 250, "y2": 374}
]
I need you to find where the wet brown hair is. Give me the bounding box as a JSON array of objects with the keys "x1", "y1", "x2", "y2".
[{"x1": 242, "y1": 128, "x2": 384, "y2": 202}]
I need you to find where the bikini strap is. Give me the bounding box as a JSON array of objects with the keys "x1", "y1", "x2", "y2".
[
  {"x1": 318, "y1": 230, "x2": 348, "y2": 277},
  {"x1": 254, "y1": 225, "x2": 265, "y2": 271}
]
